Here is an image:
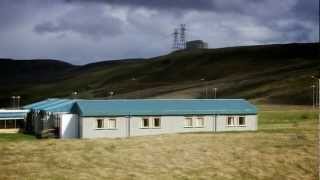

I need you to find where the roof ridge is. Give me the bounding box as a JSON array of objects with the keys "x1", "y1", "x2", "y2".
[{"x1": 76, "y1": 99, "x2": 247, "y2": 102}]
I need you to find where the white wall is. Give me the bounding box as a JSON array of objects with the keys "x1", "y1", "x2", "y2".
[
  {"x1": 215, "y1": 115, "x2": 257, "y2": 132},
  {"x1": 80, "y1": 115, "x2": 257, "y2": 139},
  {"x1": 129, "y1": 116, "x2": 213, "y2": 137},
  {"x1": 60, "y1": 114, "x2": 79, "y2": 139},
  {"x1": 81, "y1": 117, "x2": 128, "y2": 138}
]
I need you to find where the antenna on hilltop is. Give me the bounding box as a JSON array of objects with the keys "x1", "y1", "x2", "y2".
[
  {"x1": 179, "y1": 24, "x2": 186, "y2": 49},
  {"x1": 172, "y1": 28, "x2": 180, "y2": 50}
]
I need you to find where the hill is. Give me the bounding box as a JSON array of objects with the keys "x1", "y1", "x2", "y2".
[{"x1": 0, "y1": 42, "x2": 319, "y2": 107}]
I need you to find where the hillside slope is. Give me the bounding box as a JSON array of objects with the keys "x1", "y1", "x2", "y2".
[{"x1": 0, "y1": 43, "x2": 319, "y2": 107}]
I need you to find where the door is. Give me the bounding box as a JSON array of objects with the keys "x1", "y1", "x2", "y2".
[{"x1": 60, "y1": 114, "x2": 79, "y2": 138}]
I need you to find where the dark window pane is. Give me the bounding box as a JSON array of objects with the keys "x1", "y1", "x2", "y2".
[
  {"x1": 97, "y1": 119, "x2": 103, "y2": 128},
  {"x1": 239, "y1": 117, "x2": 245, "y2": 125},
  {"x1": 227, "y1": 117, "x2": 234, "y2": 125},
  {"x1": 143, "y1": 118, "x2": 149, "y2": 127},
  {"x1": 154, "y1": 118, "x2": 160, "y2": 127},
  {"x1": 0, "y1": 121, "x2": 5, "y2": 129}
]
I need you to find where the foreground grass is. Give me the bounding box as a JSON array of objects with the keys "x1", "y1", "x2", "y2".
[
  {"x1": 0, "y1": 133, "x2": 36, "y2": 142},
  {"x1": 0, "y1": 105, "x2": 318, "y2": 180}
]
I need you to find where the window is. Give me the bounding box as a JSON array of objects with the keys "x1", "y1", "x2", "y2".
[
  {"x1": 227, "y1": 117, "x2": 235, "y2": 126},
  {"x1": 142, "y1": 118, "x2": 149, "y2": 128},
  {"x1": 195, "y1": 117, "x2": 204, "y2": 128},
  {"x1": 97, "y1": 119, "x2": 104, "y2": 129},
  {"x1": 153, "y1": 118, "x2": 161, "y2": 128},
  {"x1": 184, "y1": 117, "x2": 193, "y2": 127},
  {"x1": 108, "y1": 119, "x2": 117, "y2": 129},
  {"x1": 239, "y1": 117, "x2": 246, "y2": 126}
]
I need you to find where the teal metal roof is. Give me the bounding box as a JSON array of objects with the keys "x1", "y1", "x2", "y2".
[
  {"x1": 76, "y1": 99, "x2": 257, "y2": 117},
  {"x1": 23, "y1": 99, "x2": 75, "y2": 112},
  {"x1": 24, "y1": 99, "x2": 257, "y2": 116},
  {"x1": 23, "y1": 99, "x2": 60, "y2": 109},
  {"x1": 42, "y1": 100, "x2": 76, "y2": 112},
  {"x1": 0, "y1": 111, "x2": 29, "y2": 120}
]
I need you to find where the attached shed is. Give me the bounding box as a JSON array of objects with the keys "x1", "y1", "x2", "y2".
[
  {"x1": 23, "y1": 99, "x2": 257, "y2": 139},
  {"x1": 24, "y1": 99, "x2": 78, "y2": 138}
]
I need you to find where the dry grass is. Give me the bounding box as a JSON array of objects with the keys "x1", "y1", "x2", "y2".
[{"x1": 0, "y1": 105, "x2": 318, "y2": 180}]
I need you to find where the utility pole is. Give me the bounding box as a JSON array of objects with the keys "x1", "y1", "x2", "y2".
[
  {"x1": 11, "y1": 96, "x2": 21, "y2": 109},
  {"x1": 109, "y1": 91, "x2": 114, "y2": 99},
  {"x1": 16, "y1": 96, "x2": 20, "y2": 109},
  {"x1": 312, "y1": 76, "x2": 320, "y2": 108},
  {"x1": 72, "y1": 91, "x2": 78, "y2": 99},
  {"x1": 131, "y1": 77, "x2": 139, "y2": 98},
  {"x1": 312, "y1": 84, "x2": 316, "y2": 109},
  {"x1": 11, "y1": 96, "x2": 16, "y2": 109},
  {"x1": 318, "y1": 79, "x2": 320, "y2": 110},
  {"x1": 213, "y1": 88, "x2": 218, "y2": 99},
  {"x1": 312, "y1": 75, "x2": 320, "y2": 179},
  {"x1": 200, "y1": 78, "x2": 208, "y2": 98}
]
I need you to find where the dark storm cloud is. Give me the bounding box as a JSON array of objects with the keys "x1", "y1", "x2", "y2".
[
  {"x1": 34, "y1": 6, "x2": 124, "y2": 39},
  {"x1": 63, "y1": 0, "x2": 317, "y2": 19},
  {"x1": 293, "y1": 0, "x2": 319, "y2": 22},
  {"x1": 0, "y1": 0, "x2": 318, "y2": 64},
  {"x1": 64, "y1": 0, "x2": 216, "y2": 11}
]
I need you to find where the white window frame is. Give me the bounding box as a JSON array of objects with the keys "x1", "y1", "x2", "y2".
[
  {"x1": 106, "y1": 118, "x2": 117, "y2": 129},
  {"x1": 96, "y1": 118, "x2": 117, "y2": 130},
  {"x1": 226, "y1": 116, "x2": 235, "y2": 127},
  {"x1": 195, "y1": 117, "x2": 205, "y2": 128},
  {"x1": 96, "y1": 119, "x2": 104, "y2": 129},
  {"x1": 141, "y1": 117, "x2": 150, "y2": 128},
  {"x1": 184, "y1": 117, "x2": 193, "y2": 128}
]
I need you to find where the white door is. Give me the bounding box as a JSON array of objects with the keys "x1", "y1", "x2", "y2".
[{"x1": 60, "y1": 114, "x2": 79, "y2": 138}]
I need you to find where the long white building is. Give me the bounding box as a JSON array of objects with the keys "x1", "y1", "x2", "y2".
[{"x1": 21, "y1": 99, "x2": 258, "y2": 139}]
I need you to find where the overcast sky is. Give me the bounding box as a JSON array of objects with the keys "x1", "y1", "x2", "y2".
[{"x1": 0, "y1": 0, "x2": 318, "y2": 64}]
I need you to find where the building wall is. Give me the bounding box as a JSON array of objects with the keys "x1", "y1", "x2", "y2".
[
  {"x1": 186, "y1": 40, "x2": 208, "y2": 49},
  {"x1": 81, "y1": 115, "x2": 257, "y2": 139},
  {"x1": 129, "y1": 116, "x2": 213, "y2": 137},
  {"x1": 215, "y1": 115, "x2": 257, "y2": 132},
  {"x1": 81, "y1": 117, "x2": 128, "y2": 138}
]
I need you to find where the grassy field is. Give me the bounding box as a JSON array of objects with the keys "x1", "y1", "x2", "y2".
[{"x1": 0, "y1": 105, "x2": 318, "y2": 180}]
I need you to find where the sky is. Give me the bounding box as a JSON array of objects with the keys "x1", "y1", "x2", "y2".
[{"x1": 0, "y1": 0, "x2": 318, "y2": 64}]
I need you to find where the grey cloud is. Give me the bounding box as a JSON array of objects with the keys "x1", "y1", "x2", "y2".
[
  {"x1": 292, "y1": 0, "x2": 319, "y2": 22},
  {"x1": 64, "y1": 0, "x2": 318, "y2": 24},
  {"x1": 0, "y1": 0, "x2": 318, "y2": 65},
  {"x1": 34, "y1": 6, "x2": 124, "y2": 39},
  {"x1": 65, "y1": 0, "x2": 216, "y2": 11}
]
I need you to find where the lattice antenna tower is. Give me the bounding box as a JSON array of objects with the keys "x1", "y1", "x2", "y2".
[
  {"x1": 172, "y1": 28, "x2": 180, "y2": 50},
  {"x1": 179, "y1": 24, "x2": 186, "y2": 49}
]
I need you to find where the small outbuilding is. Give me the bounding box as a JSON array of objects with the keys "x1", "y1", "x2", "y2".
[
  {"x1": 23, "y1": 99, "x2": 258, "y2": 139},
  {"x1": 186, "y1": 40, "x2": 208, "y2": 49}
]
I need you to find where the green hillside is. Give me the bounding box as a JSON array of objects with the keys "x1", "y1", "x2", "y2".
[{"x1": 0, "y1": 43, "x2": 319, "y2": 107}]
